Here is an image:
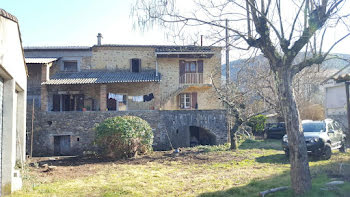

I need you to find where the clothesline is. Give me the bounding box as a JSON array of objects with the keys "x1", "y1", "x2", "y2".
[{"x1": 108, "y1": 92, "x2": 155, "y2": 103}]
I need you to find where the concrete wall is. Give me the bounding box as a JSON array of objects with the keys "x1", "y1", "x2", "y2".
[
  {"x1": 28, "y1": 110, "x2": 227, "y2": 156},
  {"x1": 0, "y1": 9, "x2": 27, "y2": 195}
]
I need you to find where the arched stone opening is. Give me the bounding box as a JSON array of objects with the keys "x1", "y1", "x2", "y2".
[{"x1": 189, "y1": 126, "x2": 216, "y2": 147}]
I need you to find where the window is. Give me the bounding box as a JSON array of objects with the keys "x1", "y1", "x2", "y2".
[
  {"x1": 131, "y1": 58, "x2": 141, "y2": 72},
  {"x1": 179, "y1": 92, "x2": 198, "y2": 109},
  {"x1": 63, "y1": 61, "x2": 78, "y2": 72},
  {"x1": 185, "y1": 61, "x2": 197, "y2": 73},
  {"x1": 180, "y1": 93, "x2": 191, "y2": 109},
  {"x1": 52, "y1": 94, "x2": 84, "y2": 111}
]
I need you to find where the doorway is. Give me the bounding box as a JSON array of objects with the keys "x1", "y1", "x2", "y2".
[
  {"x1": 189, "y1": 126, "x2": 216, "y2": 147},
  {"x1": 54, "y1": 135, "x2": 71, "y2": 156}
]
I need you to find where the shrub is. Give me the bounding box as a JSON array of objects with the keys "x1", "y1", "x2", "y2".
[
  {"x1": 247, "y1": 114, "x2": 267, "y2": 133},
  {"x1": 94, "y1": 116, "x2": 153, "y2": 158}
]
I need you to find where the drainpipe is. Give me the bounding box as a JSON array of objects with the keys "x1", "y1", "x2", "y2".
[{"x1": 155, "y1": 53, "x2": 159, "y2": 77}]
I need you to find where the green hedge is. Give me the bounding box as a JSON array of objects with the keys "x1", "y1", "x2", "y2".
[
  {"x1": 95, "y1": 116, "x2": 153, "y2": 158},
  {"x1": 248, "y1": 115, "x2": 267, "y2": 133}
]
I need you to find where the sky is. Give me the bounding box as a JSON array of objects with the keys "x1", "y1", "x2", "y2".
[
  {"x1": 1, "y1": 0, "x2": 350, "y2": 58},
  {"x1": 1, "y1": 0, "x2": 171, "y2": 46}
]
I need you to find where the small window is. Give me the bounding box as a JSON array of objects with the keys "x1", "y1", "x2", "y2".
[
  {"x1": 131, "y1": 58, "x2": 141, "y2": 73},
  {"x1": 63, "y1": 61, "x2": 78, "y2": 72},
  {"x1": 180, "y1": 93, "x2": 191, "y2": 109}
]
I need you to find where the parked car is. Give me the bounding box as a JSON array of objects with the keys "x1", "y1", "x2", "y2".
[
  {"x1": 264, "y1": 122, "x2": 286, "y2": 139},
  {"x1": 282, "y1": 119, "x2": 347, "y2": 160}
]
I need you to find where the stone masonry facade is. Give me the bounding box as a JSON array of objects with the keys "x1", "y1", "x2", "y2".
[
  {"x1": 24, "y1": 43, "x2": 227, "y2": 156},
  {"x1": 28, "y1": 110, "x2": 228, "y2": 156}
]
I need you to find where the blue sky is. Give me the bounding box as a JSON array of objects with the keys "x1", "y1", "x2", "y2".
[
  {"x1": 1, "y1": 0, "x2": 170, "y2": 46},
  {"x1": 1, "y1": 0, "x2": 349, "y2": 56}
]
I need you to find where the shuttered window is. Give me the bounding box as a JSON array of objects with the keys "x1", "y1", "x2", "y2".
[{"x1": 178, "y1": 92, "x2": 198, "y2": 109}]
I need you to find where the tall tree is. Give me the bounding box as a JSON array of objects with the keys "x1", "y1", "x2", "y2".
[{"x1": 132, "y1": 0, "x2": 350, "y2": 194}]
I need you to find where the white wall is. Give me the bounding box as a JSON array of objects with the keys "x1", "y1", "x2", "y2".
[
  {"x1": 0, "y1": 11, "x2": 27, "y2": 195},
  {"x1": 325, "y1": 83, "x2": 347, "y2": 116}
]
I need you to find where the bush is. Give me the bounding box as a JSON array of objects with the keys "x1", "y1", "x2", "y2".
[
  {"x1": 247, "y1": 115, "x2": 267, "y2": 133},
  {"x1": 94, "y1": 116, "x2": 153, "y2": 158}
]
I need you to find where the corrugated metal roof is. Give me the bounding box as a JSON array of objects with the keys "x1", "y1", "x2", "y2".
[
  {"x1": 43, "y1": 70, "x2": 161, "y2": 85},
  {"x1": 25, "y1": 58, "x2": 58, "y2": 64}
]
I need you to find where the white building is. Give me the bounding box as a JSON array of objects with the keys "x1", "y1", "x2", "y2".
[{"x1": 0, "y1": 9, "x2": 27, "y2": 195}]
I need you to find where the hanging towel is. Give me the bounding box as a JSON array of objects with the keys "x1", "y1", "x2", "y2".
[
  {"x1": 108, "y1": 93, "x2": 124, "y2": 102},
  {"x1": 133, "y1": 96, "x2": 143, "y2": 102}
]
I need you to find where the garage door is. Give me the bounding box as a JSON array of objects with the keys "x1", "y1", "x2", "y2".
[{"x1": 0, "y1": 77, "x2": 3, "y2": 194}]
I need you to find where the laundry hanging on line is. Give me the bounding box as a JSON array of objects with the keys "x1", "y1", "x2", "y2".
[
  {"x1": 108, "y1": 93, "x2": 123, "y2": 102},
  {"x1": 132, "y1": 96, "x2": 144, "y2": 102},
  {"x1": 143, "y1": 93, "x2": 154, "y2": 102}
]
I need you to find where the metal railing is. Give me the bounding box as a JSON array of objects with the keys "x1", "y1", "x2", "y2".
[{"x1": 179, "y1": 73, "x2": 203, "y2": 84}]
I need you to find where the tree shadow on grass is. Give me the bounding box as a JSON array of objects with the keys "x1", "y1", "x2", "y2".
[
  {"x1": 239, "y1": 139, "x2": 283, "y2": 151},
  {"x1": 255, "y1": 154, "x2": 289, "y2": 164},
  {"x1": 199, "y1": 159, "x2": 350, "y2": 197}
]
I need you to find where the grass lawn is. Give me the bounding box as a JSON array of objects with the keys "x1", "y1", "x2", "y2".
[{"x1": 10, "y1": 139, "x2": 350, "y2": 197}]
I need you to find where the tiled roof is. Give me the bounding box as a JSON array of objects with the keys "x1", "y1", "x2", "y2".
[
  {"x1": 333, "y1": 73, "x2": 350, "y2": 82},
  {"x1": 0, "y1": 9, "x2": 18, "y2": 23},
  {"x1": 24, "y1": 45, "x2": 220, "y2": 53},
  {"x1": 155, "y1": 46, "x2": 213, "y2": 53},
  {"x1": 43, "y1": 70, "x2": 161, "y2": 85},
  {"x1": 25, "y1": 58, "x2": 58, "y2": 64},
  {"x1": 24, "y1": 46, "x2": 91, "y2": 50}
]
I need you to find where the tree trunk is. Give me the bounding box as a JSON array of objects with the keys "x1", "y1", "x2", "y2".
[
  {"x1": 274, "y1": 67, "x2": 312, "y2": 195},
  {"x1": 230, "y1": 122, "x2": 240, "y2": 150}
]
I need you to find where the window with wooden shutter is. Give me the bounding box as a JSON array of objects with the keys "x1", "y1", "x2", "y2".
[
  {"x1": 191, "y1": 92, "x2": 197, "y2": 109},
  {"x1": 197, "y1": 60, "x2": 203, "y2": 73},
  {"x1": 179, "y1": 60, "x2": 185, "y2": 75}
]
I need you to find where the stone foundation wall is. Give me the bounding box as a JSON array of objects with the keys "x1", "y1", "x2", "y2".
[{"x1": 27, "y1": 110, "x2": 227, "y2": 156}]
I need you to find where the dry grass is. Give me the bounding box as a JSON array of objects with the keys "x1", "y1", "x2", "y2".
[{"x1": 10, "y1": 139, "x2": 350, "y2": 197}]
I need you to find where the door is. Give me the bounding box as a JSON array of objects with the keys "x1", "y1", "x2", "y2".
[
  {"x1": 54, "y1": 135, "x2": 71, "y2": 156},
  {"x1": 0, "y1": 77, "x2": 3, "y2": 194}
]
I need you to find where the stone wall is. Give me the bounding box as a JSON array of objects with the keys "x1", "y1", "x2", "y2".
[
  {"x1": 91, "y1": 46, "x2": 156, "y2": 71},
  {"x1": 27, "y1": 110, "x2": 227, "y2": 156},
  {"x1": 159, "y1": 48, "x2": 223, "y2": 110}
]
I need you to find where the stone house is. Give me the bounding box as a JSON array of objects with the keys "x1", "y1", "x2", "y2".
[
  {"x1": 0, "y1": 9, "x2": 27, "y2": 195},
  {"x1": 24, "y1": 35, "x2": 228, "y2": 156}
]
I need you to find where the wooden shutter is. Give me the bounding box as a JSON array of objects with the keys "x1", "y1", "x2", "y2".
[
  {"x1": 191, "y1": 92, "x2": 197, "y2": 109},
  {"x1": 177, "y1": 94, "x2": 181, "y2": 109},
  {"x1": 53, "y1": 94, "x2": 60, "y2": 111},
  {"x1": 197, "y1": 60, "x2": 203, "y2": 73},
  {"x1": 179, "y1": 60, "x2": 185, "y2": 75}
]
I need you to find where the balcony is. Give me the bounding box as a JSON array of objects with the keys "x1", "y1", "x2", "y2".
[{"x1": 179, "y1": 73, "x2": 203, "y2": 84}]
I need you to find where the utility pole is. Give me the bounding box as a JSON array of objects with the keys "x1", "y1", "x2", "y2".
[{"x1": 225, "y1": 19, "x2": 230, "y2": 85}]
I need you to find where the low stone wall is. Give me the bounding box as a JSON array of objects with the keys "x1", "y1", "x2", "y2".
[{"x1": 27, "y1": 110, "x2": 228, "y2": 156}]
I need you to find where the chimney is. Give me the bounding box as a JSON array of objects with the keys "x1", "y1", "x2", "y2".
[
  {"x1": 97, "y1": 33, "x2": 103, "y2": 46},
  {"x1": 201, "y1": 35, "x2": 203, "y2": 46}
]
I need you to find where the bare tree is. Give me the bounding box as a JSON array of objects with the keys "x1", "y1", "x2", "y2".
[
  {"x1": 132, "y1": 0, "x2": 350, "y2": 194},
  {"x1": 211, "y1": 67, "x2": 272, "y2": 149}
]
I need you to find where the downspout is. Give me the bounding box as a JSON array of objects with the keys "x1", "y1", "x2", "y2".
[{"x1": 155, "y1": 53, "x2": 159, "y2": 77}]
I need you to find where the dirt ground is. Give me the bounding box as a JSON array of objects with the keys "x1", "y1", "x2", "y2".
[{"x1": 26, "y1": 148, "x2": 249, "y2": 182}]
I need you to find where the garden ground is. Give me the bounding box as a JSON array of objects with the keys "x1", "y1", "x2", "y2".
[{"x1": 10, "y1": 139, "x2": 350, "y2": 197}]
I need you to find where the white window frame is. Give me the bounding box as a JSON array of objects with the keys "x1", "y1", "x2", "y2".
[{"x1": 180, "y1": 93, "x2": 191, "y2": 109}]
